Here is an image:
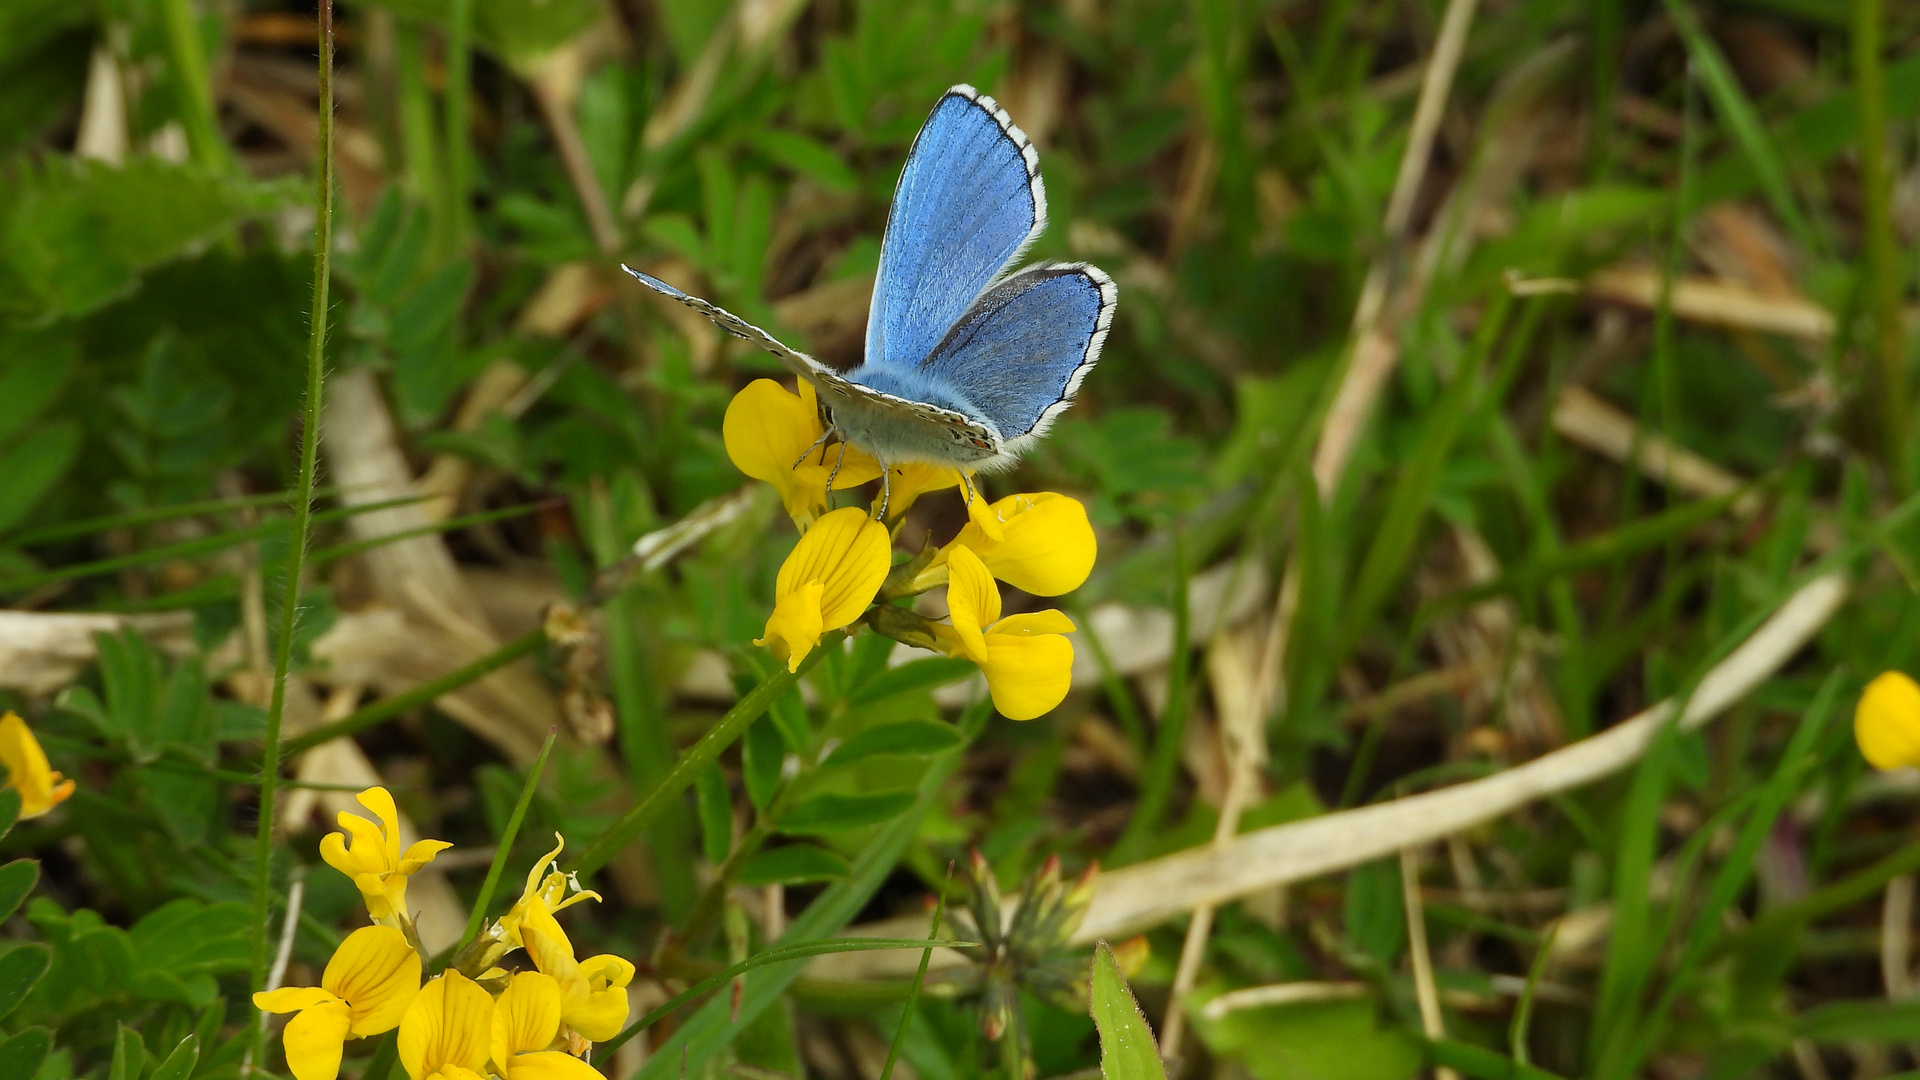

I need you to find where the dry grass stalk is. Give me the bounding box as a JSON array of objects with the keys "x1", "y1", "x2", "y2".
[
  {"x1": 1402, "y1": 846, "x2": 1461, "y2": 1080},
  {"x1": 1586, "y1": 265, "x2": 1833, "y2": 341},
  {"x1": 0, "y1": 610, "x2": 199, "y2": 696}
]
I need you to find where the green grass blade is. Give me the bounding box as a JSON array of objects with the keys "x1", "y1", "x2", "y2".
[
  {"x1": 459, "y1": 728, "x2": 558, "y2": 949},
  {"x1": 879, "y1": 861, "x2": 954, "y2": 1080}
]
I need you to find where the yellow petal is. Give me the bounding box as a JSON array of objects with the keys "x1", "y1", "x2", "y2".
[
  {"x1": 755, "y1": 581, "x2": 825, "y2": 673},
  {"x1": 332, "y1": 813, "x2": 390, "y2": 874},
  {"x1": 317, "y1": 832, "x2": 358, "y2": 880},
  {"x1": 725, "y1": 379, "x2": 881, "y2": 524},
  {"x1": 282, "y1": 999, "x2": 353, "y2": 1080},
  {"x1": 880, "y1": 463, "x2": 962, "y2": 517},
  {"x1": 579, "y1": 954, "x2": 634, "y2": 991},
  {"x1": 355, "y1": 787, "x2": 404, "y2": 867},
  {"x1": 355, "y1": 872, "x2": 401, "y2": 920},
  {"x1": 504, "y1": 1051, "x2": 607, "y2": 1080},
  {"x1": 399, "y1": 972, "x2": 494, "y2": 1080},
  {"x1": 323, "y1": 925, "x2": 422, "y2": 1035},
  {"x1": 949, "y1": 493, "x2": 1096, "y2": 596},
  {"x1": 398, "y1": 839, "x2": 454, "y2": 875},
  {"x1": 255, "y1": 986, "x2": 340, "y2": 1015},
  {"x1": 566, "y1": 985, "x2": 630, "y2": 1042},
  {"x1": 964, "y1": 492, "x2": 1006, "y2": 542},
  {"x1": 0, "y1": 712, "x2": 75, "y2": 819},
  {"x1": 942, "y1": 546, "x2": 998, "y2": 662},
  {"x1": 990, "y1": 610, "x2": 1077, "y2": 637},
  {"x1": 493, "y1": 972, "x2": 565, "y2": 1064},
  {"x1": 980, "y1": 631, "x2": 1075, "y2": 721},
  {"x1": 778, "y1": 507, "x2": 892, "y2": 630},
  {"x1": 1857, "y1": 671, "x2": 1920, "y2": 770},
  {"x1": 521, "y1": 909, "x2": 580, "y2": 987}
]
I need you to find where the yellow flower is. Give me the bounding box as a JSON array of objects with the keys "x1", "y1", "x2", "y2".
[
  {"x1": 319, "y1": 787, "x2": 453, "y2": 925},
  {"x1": 522, "y1": 905, "x2": 635, "y2": 1049},
  {"x1": 935, "y1": 546, "x2": 1076, "y2": 721},
  {"x1": 495, "y1": 834, "x2": 602, "y2": 952},
  {"x1": 880, "y1": 462, "x2": 963, "y2": 518},
  {"x1": 1857, "y1": 671, "x2": 1920, "y2": 770},
  {"x1": 912, "y1": 493, "x2": 1096, "y2": 597},
  {"x1": 254, "y1": 925, "x2": 422, "y2": 1080},
  {"x1": 724, "y1": 379, "x2": 881, "y2": 527},
  {"x1": 491, "y1": 972, "x2": 605, "y2": 1079},
  {"x1": 399, "y1": 970, "x2": 494, "y2": 1080},
  {"x1": 0, "y1": 711, "x2": 74, "y2": 819},
  {"x1": 754, "y1": 505, "x2": 893, "y2": 671}
]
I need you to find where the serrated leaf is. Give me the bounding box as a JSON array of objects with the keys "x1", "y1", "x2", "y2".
[
  {"x1": 0, "y1": 1027, "x2": 50, "y2": 1080},
  {"x1": 736, "y1": 844, "x2": 850, "y2": 886},
  {"x1": 778, "y1": 792, "x2": 917, "y2": 835},
  {"x1": 0, "y1": 944, "x2": 50, "y2": 1021},
  {"x1": 825, "y1": 720, "x2": 963, "y2": 766},
  {"x1": 848, "y1": 657, "x2": 975, "y2": 706},
  {"x1": 1091, "y1": 941, "x2": 1166, "y2": 1080},
  {"x1": 0, "y1": 859, "x2": 39, "y2": 923}
]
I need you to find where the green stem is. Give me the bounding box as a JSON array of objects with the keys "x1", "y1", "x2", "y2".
[
  {"x1": 879, "y1": 862, "x2": 953, "y2": 1080},
  {"x1": 394, "y1": 21, "x2": 442, "y2": 208},
  {"x1": 1720, "y1": 835, "x2": 1920, "y2": 956},
  {"x1": 569, "y1": 634, "x2": 840, "y2": 879},
  {"x1": 156, "y1": 0, "x2": 228, "y2": 173},
  {"x1": 1856, "y1": 0, "x2": 1907, "y2": 483},
  {"x1": 280, "y1": 628, "x2": 546, "y2": 756},
  {"x1": 460, "y1": 730, "x2": 558, "y2": 949},
  {"x1": 253, "y1": 0, "x2": 333, "y2": 1049}
]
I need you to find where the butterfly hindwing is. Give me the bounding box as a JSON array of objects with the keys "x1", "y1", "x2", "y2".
[
  {"x1": 866, "y1": 85, "x2": 1045, "y2": 374},
  {"x1": 918, "y1": 263, "x2": 1115, "y2": 451}
]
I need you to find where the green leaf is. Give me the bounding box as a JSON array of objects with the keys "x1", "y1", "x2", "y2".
[
  {"x1": 1428, "y1": 1038, "x2": 1568, "y2": 1080},
  {"x1": 1345, "y1": 858, "x2": 1406, "y2": 964},
  {"x1": 848, "y1": 657, "x2": 976, "y2": 707},
  {"x1": 1090, "y1": 941, "x2": 1166, "y2": 1080},
  {"x1": 0, "y1": 1027, "x2": 50, "y2": 1080},
  {"x1": 1795, "y1": 998, "x2": 1920, "y2": 1043},
  {"x1": 751, "y1": 130, "x2": 858, "y2": 194},
  {"x1": 736, "y1": 844, "x2": 851, "y2": 886},
  {"x1": 696, "y1": 763, "x2": 733, "y2": 865},
  {"x1": 0, "y1": 789, "x2": 19, "y2": 841},
  {"x1": 778, "y1": 791, "x2": 918, "y2": 835},
  {"x1": 825, "y1": 720, "x2": 964, "y2": 766},
  {"x1": 0, "y1": 943, "x2": 48, "y2": 1020},
  {"x1": 149, "y1": 1033, "x2": 199, "y2": 1080},
  {"x1": 0, "y1": 419, "x2": 78, "y2": 533},
  {"x1": 108, "y1": 1023, "x2": 142, "y2": 1080},
  {"x1": 742, "y1": 716, "x2": 785, "y2": 812},
  {"x1": 0, "y1": 859, "x2": 39, "y2": 923}
]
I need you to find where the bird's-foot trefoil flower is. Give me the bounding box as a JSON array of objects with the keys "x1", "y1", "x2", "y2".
[
  {"x1": 935, "y1": 546, "x2": 1076, "y2": 721},
  {"x1": 320, "y1": 787, "x2": 453, "y2": 937},
  {"x1": 399, "y1": 971, "x2": 494, "y2": 1080},
  {"x1": 908, "y1": 492, "x2": 1096, "y2": 597},
  {"x1": 724, "y1": 379, "x2": 881, "y2": 528},
  {"x1": 490, "y1": 971, "x2": 604, "y2": 1080},
  {"x1": 879, "y1": 462, "x2": 964, "y2": 520},
  {"x1": 0, "y1": 711, "x2": 74, "y2": 819},
  {"x1": 1857, "y1": 670, "x2": 1920, "y2": 770},
  {"x1": 755, "y1": 505, "x2": 893, "y2": 672},
  {"x1": 254, "y1": 925, "x2": 422, "y2": 1080},
  {"x1": 496, "y1": 834, "x2": 601, "y2": 951},
  {"x1": 521, "y1": 903, "x2": 635, "y2": 1052}
]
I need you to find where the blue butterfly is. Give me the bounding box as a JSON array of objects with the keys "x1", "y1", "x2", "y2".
[{"x1": 624, "y1": 84, "x2": 1116, "y2": 482}]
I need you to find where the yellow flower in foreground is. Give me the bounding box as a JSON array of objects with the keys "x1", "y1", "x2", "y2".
[
  {"x1": 522, "y1": 906, "x2": 635, "y2": 1048},
  {"x1": 320, "y1": 787, "x2": 453, "y2": 924},
  {"x1": 399, "y1": 971, "x2": 494, "y2": 1080},
  {"x1": 491, "y1": 972, "x2": 604, "y2": 1079},
  {"x1": 880, "y1": 462, "x2": 963, "y2": 518},
  {"x1": 0, "y1": 711, "x2": 74, "y2": 819},
  {"x1": 936, "y1": 546, "x2": 1076, "y2": 721},
  {"x1": 755, "y1": 506, "x2": 892, "y2": 672},
  {"x1": 1857, "y1": 670, "x2": 1920, "y2": 770},
  {"x1": 724, "y1": 379, "x2": 881, "y2": 527},
  {"x1": 254, "y1": 926, "x2": 422, "y2": 1080},
  {"x1": 495, "y1": 834, "x2": 601, "y2": 952},
  {"x1": 917, "y1": 492, "x2": 1096, "y2": 597}
]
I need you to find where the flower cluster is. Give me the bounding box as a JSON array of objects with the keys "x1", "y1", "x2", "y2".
[
  {"x1": 256, "y1": 788, "x2": 632, "y2": 1080},
  {"x1": 0, "y1": 711, "x2": 75, "y2": 819},
  {"x1": 726, "y1": 379, "x2": 1096, "y2": 720}
]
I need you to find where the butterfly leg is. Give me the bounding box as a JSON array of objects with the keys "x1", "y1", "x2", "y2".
[
  {"x1": 791, "y1": 427, "x2": 833, "y2": 469},
  {"x1": 959, "y1": 470, "x2": 977, "y2": 508},
  {"x1": 876, "y1": 467, "x2": 894, "y2": 520},
  {"x1": 823, "y1": 438, "x2": 850, "y2": 507}
]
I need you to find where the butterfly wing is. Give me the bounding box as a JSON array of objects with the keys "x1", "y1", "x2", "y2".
[
  {"x1": 866, "y1": 85, "x2": 1046, "y2": 373},
  {"x1": 918, "y1": 263, "x2": 1116, "y2": 456},
  {"x1": 622, "y1": 264, "x2": 1003, "y2": 458}
]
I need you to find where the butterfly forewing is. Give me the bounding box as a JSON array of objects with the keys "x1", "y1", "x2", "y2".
[{"x1": 865, "y1": 86, "x2": 1046, "y2": 374}]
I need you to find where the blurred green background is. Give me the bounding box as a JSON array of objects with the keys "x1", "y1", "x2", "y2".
[{"x1": 9, "y1": 0, "x2": 1920, "y2": 1078}]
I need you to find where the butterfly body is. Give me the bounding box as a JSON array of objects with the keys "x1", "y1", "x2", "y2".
[{"x1": 624, "y1": 84, "x2": 1115, "y2": 475}]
